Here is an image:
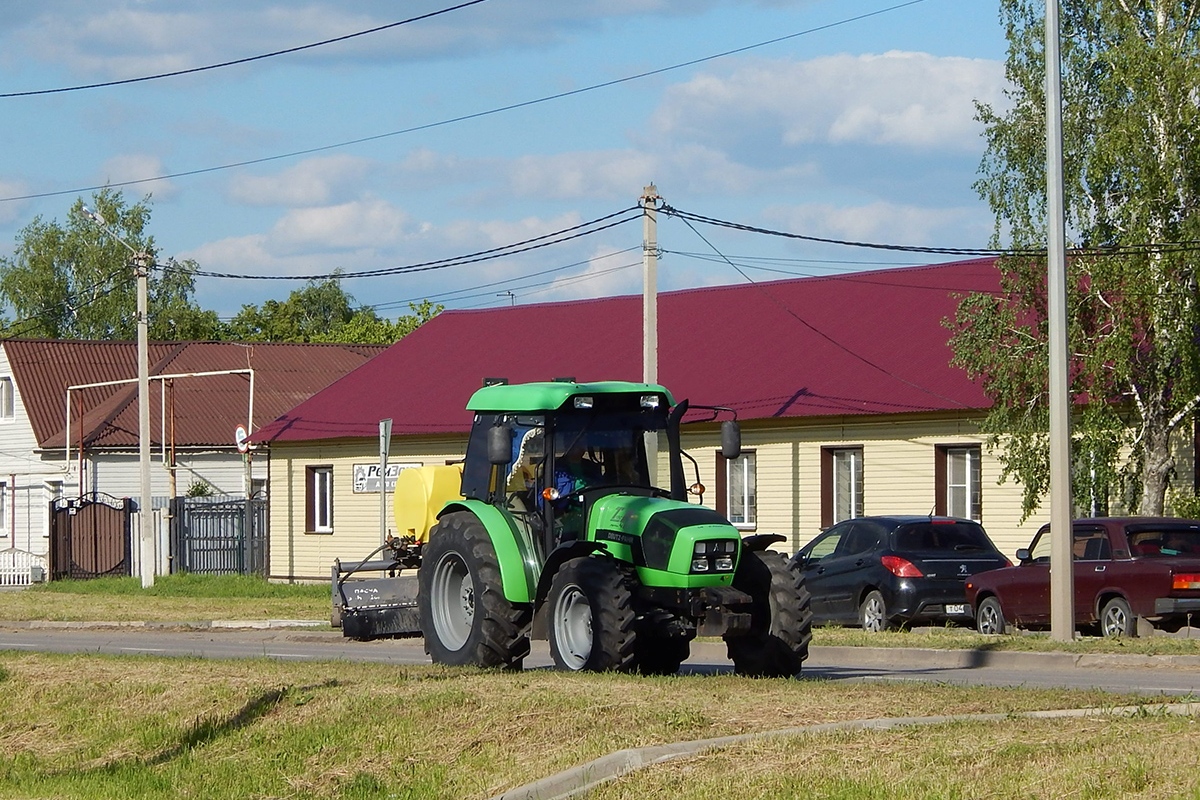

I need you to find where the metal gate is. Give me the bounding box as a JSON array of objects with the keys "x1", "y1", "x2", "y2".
[
  {"x1": 49, "y1": 493, "x2": 132, "y2": 581},
  {"x1": 170, "y1": 495, "x2": 267, "y2": 576}
]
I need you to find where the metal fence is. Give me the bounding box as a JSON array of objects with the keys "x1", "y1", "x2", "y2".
[{"x1": 170, "y1": 494, "x2": 267, "y2": 576}]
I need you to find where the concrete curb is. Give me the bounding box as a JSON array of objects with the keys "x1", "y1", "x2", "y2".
[
  {"x1": 18, "y1": 619, "x2": 327, "y2": 630},
  {"x1": 489, "y1": 702, "x2": 1200, "y2": 800}
]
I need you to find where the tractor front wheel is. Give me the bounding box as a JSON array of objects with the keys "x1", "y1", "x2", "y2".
[
  {"x1": 725, "y1": 549, "x2": 812, "y2": 677},
  {"x1": 418, "y1": 511, "x2": 531, "y2": 668},
  {"x1": 547, "y1": 557, "x2": 638, "y2": 672}
]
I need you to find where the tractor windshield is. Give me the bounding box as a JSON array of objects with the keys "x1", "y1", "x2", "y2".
[{"x1": 552, "y1": 409, "x2": 658, "y2": 489}]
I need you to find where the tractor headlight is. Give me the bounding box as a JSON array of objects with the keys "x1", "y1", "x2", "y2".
[{"x1": 692, "y1": 540, "x2": 738, "y2": 573}]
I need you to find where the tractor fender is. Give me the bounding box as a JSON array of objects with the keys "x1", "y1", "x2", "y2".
[
  {"x1": 436, "y1": 499, "x2": 539, "y2": 604},
  {"x1": 530, "y1": 540, "x2": 607, "y2": 639},
  {"x1": 741, "y1": 533, "x2": 786, "y2": 552}
]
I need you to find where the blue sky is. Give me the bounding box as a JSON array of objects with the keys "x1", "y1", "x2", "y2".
[{"x1": 0, "y1": 0, "x2": 1011, "y2": 321}]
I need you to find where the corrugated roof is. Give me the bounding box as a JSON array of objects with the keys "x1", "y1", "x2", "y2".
[
  {"x1": 4, "y1": 340, "x2": 386, "y2": 449},
  {"x1": 256, "y1": 259, "x2": 1000, "y2": 443}
]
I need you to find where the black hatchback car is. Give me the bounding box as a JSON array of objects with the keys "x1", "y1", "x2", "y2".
[{"x1": 790, "y1": 516, "x2": 1011, "y2": 631}]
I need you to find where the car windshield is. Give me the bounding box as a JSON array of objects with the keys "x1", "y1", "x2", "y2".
[
  {"x1": 893, "y1": 521, "x2": 993, "y2": 552},
  {"x1": 1127, "y1": 526, "x2": 1200, "y2": 557}
]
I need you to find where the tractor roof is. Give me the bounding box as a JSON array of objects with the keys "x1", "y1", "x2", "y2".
[{"x1": 466, "y1": 380, "x2": 675, "y2": 413}]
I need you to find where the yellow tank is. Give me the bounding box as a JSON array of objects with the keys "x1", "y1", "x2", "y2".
[{"x1": 393, "y1": 464, "x2": 464, "y2": 543}]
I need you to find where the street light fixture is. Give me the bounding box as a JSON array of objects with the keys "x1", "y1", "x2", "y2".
[{"x1": 80, "y1": 206, "x2": 155, "y2": 589}]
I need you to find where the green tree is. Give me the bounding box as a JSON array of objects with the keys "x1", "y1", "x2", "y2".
[
  {"x1": 0, "y1": 188, "x2": 223, "y2": 340},
  {"x1": 949, "y1": 1, "x2": 1200, "y2": 518},
  {"x1": 228, "y1": 276, "x2": 441, "y2": 344}
]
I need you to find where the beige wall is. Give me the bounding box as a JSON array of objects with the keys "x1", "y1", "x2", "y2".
[
  {"x1": 266, "y1": 435, "x2": 466, "y2": 582},
  {"x1": 265, "y1": 413, "x2": 1200, "y2": 582}
]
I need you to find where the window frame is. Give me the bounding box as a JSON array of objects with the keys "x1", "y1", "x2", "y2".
[
  {"x1": 821, "y1": 446, "x2": 864, "y2": 526},
  {"x1": 0, "y1": 376, "x2": 13, "y2": 421},
  {"x1": 306, "y1": 465, "x2": 334, "y2": 534},
  {"x1": 936, "y1": 444, "x2": 982, "y2": 521}
]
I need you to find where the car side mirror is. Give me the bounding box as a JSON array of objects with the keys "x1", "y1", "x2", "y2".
[
  {"x1": 1015, "y1": 548, "x2": 1031, "y2": 563},
  {"x1": 487, "y1": 424, "x2": 513, "y2": 466},
  {"x1": 721, "y1": 420, "x2": 741, "y2": 460}
]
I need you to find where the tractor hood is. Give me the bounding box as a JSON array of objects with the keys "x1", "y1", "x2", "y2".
[{"x1": 587, "y1": 493, "x2": 741, "y2": 575}]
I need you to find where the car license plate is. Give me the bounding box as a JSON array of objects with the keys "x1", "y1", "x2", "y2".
[{"x1": 945, "y1": 604, "x2": 967, "y2": 615}]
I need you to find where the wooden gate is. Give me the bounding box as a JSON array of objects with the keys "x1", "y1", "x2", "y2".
[
  {"x1": 170, "y1": 495, "x2": 267, "y2": 576},
  {"x1": 49, "y1": 493, "x2": 132, "y2": 581}
]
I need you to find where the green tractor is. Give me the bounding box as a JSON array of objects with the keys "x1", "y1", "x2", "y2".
[{"x1": 416, "y1": 379, "x2": 811, "y2": 675}]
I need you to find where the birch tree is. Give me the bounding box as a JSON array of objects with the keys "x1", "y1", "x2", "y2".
[{"x1": 949, "y1": 0, "x2": 1200, "y2": 517}]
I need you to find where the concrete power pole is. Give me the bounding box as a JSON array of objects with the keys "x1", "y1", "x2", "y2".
[
  {"x1": 136, "y1": 251, "x2": 155, "y2": 589},
  {"x1": 1045, "y1": 0, "x2": 1074, "y2": 640},
  {"x1": 641, "y1": 184, "x2": 660, "y2": 476}
]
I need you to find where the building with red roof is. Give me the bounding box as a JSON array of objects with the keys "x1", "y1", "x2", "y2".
[
  {"x1": 258, "y1": 258, "x2": 1060, "y2": 581},
  {"x1": 0, "y1": 339, "x2": 384, "y2": 578}
]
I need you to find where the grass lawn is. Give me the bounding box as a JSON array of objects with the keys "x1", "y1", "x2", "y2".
[{"x1": 0, "y1": 651, "x2": 1188, "y2": 800}]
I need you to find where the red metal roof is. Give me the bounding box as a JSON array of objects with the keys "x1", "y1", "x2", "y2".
[
  {"x1": 4, "y1": 340, "x2": 386, "y2": 449},
  {"x1": 256, "y1": 259, "x2": 1000, "y2": 443}
]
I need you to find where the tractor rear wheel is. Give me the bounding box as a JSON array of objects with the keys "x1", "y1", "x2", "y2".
[
  {"x1": 547, "y1": 557, "x2": 638, "y2": 672},
  {"x1": 725, "y1": 549, "x2": 812, "y2": 677},
  {"x1": 418, "y1": 511, "x2": 531, "y2": 668}
]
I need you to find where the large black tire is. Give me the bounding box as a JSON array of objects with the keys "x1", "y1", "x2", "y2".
[
  {"x1": 725, "y1": 549, "x2": 812, "y2": 677},
  {"x1": 418, "y1": 511, "x2": 532, "y2": 668},
  {"x1": 546, "y1": 558, "x2": 638, "y2": 672}
]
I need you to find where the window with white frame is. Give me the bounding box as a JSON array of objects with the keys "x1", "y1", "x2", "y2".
[
  {"x1": 944, "y1": 446, "x2": 982, "y2": 521},
  {"x1": 306, "y1": 466, "x2": 333, "y2": 533},
  {"x1": 832, "y1": 447, "x2": 864, "y2": 523},
  {"x1": 0, "y1": 377, "x2": 13, "y2": 420},
  {"x1": 725, "y1": 451, "x2": 757, "y2": 529}
]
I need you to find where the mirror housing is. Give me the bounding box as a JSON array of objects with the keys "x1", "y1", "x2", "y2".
[
  {"x1": 720, "y1": 420, "x2": 741, "y2": 460},
  {"x1": 1015, "y1": 548, "x2": 1031, "y2": 563},
  {"x1": 487, "y1": 423, "x2": 513, "y2": 466}
]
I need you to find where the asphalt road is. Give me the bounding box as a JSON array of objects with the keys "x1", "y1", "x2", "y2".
[{"x1": 3, "y1": 624, "x2": 1200, "y2": 696}]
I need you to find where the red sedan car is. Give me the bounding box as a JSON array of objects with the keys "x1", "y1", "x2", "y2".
[{"x1": 966, "y1": 517, "x2": 1200, "y2": 637}]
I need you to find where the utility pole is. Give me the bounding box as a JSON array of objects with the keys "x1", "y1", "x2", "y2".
[
  {"x1": 136, "y1": 251, "x2": 155, "y2": 588},
  {"x1": 81, "y1": 206, "x2": 156, "y2": 588},
  {"x1": 641, "y1": 184, "x2": 660, "y2": 476},
  {"x1": 1045, "y1": 0, "x2": 1074, "y2": 640}
]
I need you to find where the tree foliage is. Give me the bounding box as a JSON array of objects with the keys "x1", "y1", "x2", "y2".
[
  {"x1": 949, "y1": 0, "x2": 1200, "y2": 518},
  {"x1": 226, "y1": 277, "x2": 441, "y2": 344},
  {"x1": 0, "y1": 190, "x2": 442, "y2": 347}
]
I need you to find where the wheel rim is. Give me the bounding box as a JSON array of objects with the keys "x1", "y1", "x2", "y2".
[
  {"x1": 552, "y1": 584, "x2": 593, "y2": 670},
  {"x1": 429, "y1": 551, "x2": 474, "y2": 650},
  {"x1": 862, "y1": 595, "x2": 885, "y2": 632},
  {"x1": 978, "y1": 602, "x2": 1001, "y2": 635},
  {"x1": 1103, "y1": 604, "x2": 1128, "y2": 637}
]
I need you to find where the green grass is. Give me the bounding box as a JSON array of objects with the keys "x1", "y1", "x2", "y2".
[
  {"x1": 27, "y1": 573, "x2": 328, "y2": 599},
  {"x1": 0, "y1": 651, "x2": 1170, "y2": 800}
]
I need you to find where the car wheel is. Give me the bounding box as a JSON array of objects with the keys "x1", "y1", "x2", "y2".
[
  {"x1": 859, "y1": 590, "x2": 888, "y2": 633},
  {"x1": 975, "y1": 596, "x2": 1007, "y2": 635},
  {"x1": 1100, "y1": 597, "x2": 1135, "y2": 638}
]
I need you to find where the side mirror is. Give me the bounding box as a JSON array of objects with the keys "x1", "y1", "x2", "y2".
[
  {"x1": 1015, "y1": 548, "x2": 1031, "y2": 563},
  {"x1": 487, "y1": 424, "x2": 513, "y2": 466},
  {"x1": 721, "y1": 420, "x2": 741, "y2": 460}
]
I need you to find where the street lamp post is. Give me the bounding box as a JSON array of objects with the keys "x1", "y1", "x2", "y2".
[{"x1": 81, "y1": 207, "x2": 155, "y2": 588}]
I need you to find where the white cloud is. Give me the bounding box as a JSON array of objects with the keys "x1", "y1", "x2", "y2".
[
  {"x1": 98, "y1": 154, "x2": 178, "y2": 201},
  {"x1": 653, "y1": 51, "x2": 1005, "y2": 153},
  {"x1": 228, "y1": 156, "x2": 373, "y2": 207},
  {"x1": 0, "y1": 181, "x2": 29, "y2": 224},
  {"x1": 268, "y1": 197, "x2": 415, "y2": 251},
  {"x1": 767, "y1": 200, "x2": 986, "y2": 247}
]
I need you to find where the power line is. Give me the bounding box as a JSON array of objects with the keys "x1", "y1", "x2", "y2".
[
  {"x1": 0, "y1": 0, "x2": 929, "y2": 204},
  {"x1": 1, "y1": 1, "x2": 491, "y2": 98},
  {"x1": 662, "y1": 205, "x2": 1200, "y2": 258},
  {"x1": 162, "y1": 207, "x2": 642, "y2": 281}
]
